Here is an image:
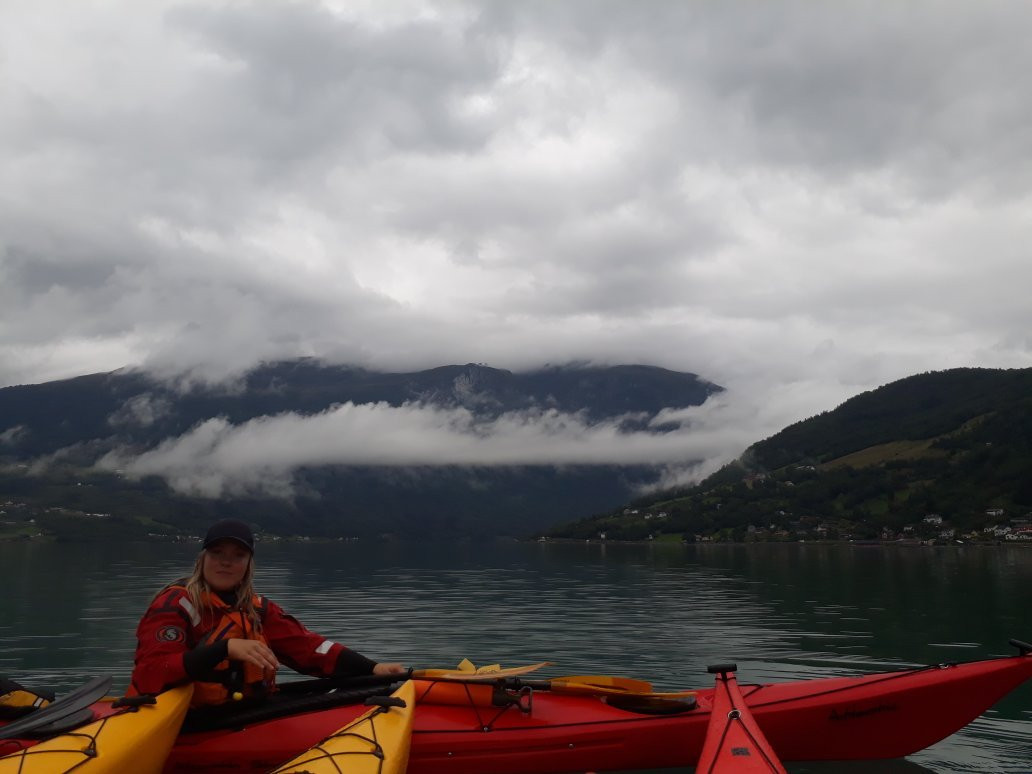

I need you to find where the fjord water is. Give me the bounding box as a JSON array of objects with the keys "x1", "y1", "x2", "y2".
[{"x1": 1, "y1": 540, "x2": 1030, "y2": 773}]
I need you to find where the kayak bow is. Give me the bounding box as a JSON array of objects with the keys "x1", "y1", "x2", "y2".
[
  {"x1": 696, "y1": 664, "x2": 786, "y2": 774},
  {"x1": 271, "y1": 680, "x2": 415, "y2": 774}
]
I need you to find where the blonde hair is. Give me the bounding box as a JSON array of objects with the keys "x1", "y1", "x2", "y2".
[{"x1": 181, "y1": 550, "x2": 262, "y2": 631}]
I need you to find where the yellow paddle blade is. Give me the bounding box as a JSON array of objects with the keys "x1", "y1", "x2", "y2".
[
  {"x1": 451, "y1": 659, "x2": 503, "y2": 674},
  {"x1": 413, "y1": 661, "x2": 553, "y2": 681}
]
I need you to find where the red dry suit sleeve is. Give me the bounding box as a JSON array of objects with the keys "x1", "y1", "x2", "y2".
[
  {"x1": 130, "y1": 587, "x2": 194, "y2": 695},
  {"x1": 262, "y1": 599, "x2": 376, "y2": 677}
]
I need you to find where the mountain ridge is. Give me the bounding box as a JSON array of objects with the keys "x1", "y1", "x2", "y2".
[{"x1": 0, "y1": 360, "x2": 720, "y2": 540}]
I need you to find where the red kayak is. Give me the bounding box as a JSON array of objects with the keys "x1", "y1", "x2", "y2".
[
  {"x1": 696, "y1": 664, "x2": 786, "y2": 774},
  {"x1": 6, "y1": 640, "x2": 1032, "y2": 773},
  {"x1": 165, "y1": 639, "x2": 1032, "y2": 773}
]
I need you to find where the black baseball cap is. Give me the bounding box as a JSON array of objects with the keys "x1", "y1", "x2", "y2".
[{"x1": 203, "y1": 519, "x2": 255, "y2": 553}]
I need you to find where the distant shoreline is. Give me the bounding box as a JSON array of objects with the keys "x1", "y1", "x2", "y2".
[
  {"x1": 3, "y1": 530, "x2": 1029, "y2": 547},
  {"x1": 534, "y1": 536, "x2": 1031, "y2": 548}
]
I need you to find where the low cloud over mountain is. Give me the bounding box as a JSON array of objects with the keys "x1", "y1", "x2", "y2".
[
  {"x1": 97, "y1": 400, "x2": 753, "y2": 499},
  {"x1": 1, "y1": 362, "x2": 744, "y2": 534}
]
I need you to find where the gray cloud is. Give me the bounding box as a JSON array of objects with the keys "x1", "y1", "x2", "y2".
[
  {"x1": 2, "y1": 0, "x2": 1032, "y2": 470},
  {"x1": 0, "y1": 426, "x2": 28, "y2": 446},
  {"x1": 487, "y1": 1, "x2": 1032, "y2": 194},
  {"x1": 164, "y1": 2, "x2": 505, "y2": 165},
  {"x1": 107, "y1": 393, "x2": 172, "y2": 428}
]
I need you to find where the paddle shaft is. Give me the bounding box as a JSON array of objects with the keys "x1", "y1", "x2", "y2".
[{"x1": 278, "y1": 671, "x2": 680, "y2": 701}]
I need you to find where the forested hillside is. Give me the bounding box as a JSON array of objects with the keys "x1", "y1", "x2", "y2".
[{"x1": 551, "y1": 368, "x2": 1032, "y2": 543}]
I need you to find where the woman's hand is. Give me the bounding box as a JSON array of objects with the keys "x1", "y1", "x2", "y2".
[
  {"x1": 227, "y1": 638, "x2": 280, "y2": 671},
  {"x1": 372, "y1": 662, "x2": 407, "y2": 676}
]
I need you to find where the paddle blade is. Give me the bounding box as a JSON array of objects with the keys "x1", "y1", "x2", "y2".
[
  {"x1": 412, "y1": 661, "x2": 553, "y2": 681},
  {"x1": 450, "y1": 659, "x2": 503, "y2": 674}
]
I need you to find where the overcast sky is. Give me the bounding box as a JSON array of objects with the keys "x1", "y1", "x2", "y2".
[{"x1": 3, "y1": 1, "x2": 1032, "y2": 490}]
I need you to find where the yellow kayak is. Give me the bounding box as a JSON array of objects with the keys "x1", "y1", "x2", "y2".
[
  {"x1": 0, "y1": 685, "x2": 192, "y2": 774},
  {"x1": 271, "y1": 680, "x2": 416, "y2": 774}
]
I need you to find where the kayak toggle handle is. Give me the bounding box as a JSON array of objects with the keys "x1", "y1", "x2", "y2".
[
  {"x1": 1009, "y1": 639, "x2": 1032, "y2": 656},
  {"x1": 365, "y1": 695, "x2": 407, "y2": 709},
  {"x1": 707, "y1": 664, "x2": 738, "y2": 675}
]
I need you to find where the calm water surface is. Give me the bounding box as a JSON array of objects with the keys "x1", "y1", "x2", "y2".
[{"x1": 1, "y1": 539, "x2": 1030, "y2": 773}]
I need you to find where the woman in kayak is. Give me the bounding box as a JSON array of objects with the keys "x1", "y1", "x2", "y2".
[{"x1": 130, "y1": 518, "x2": 405, "y2": 706}]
